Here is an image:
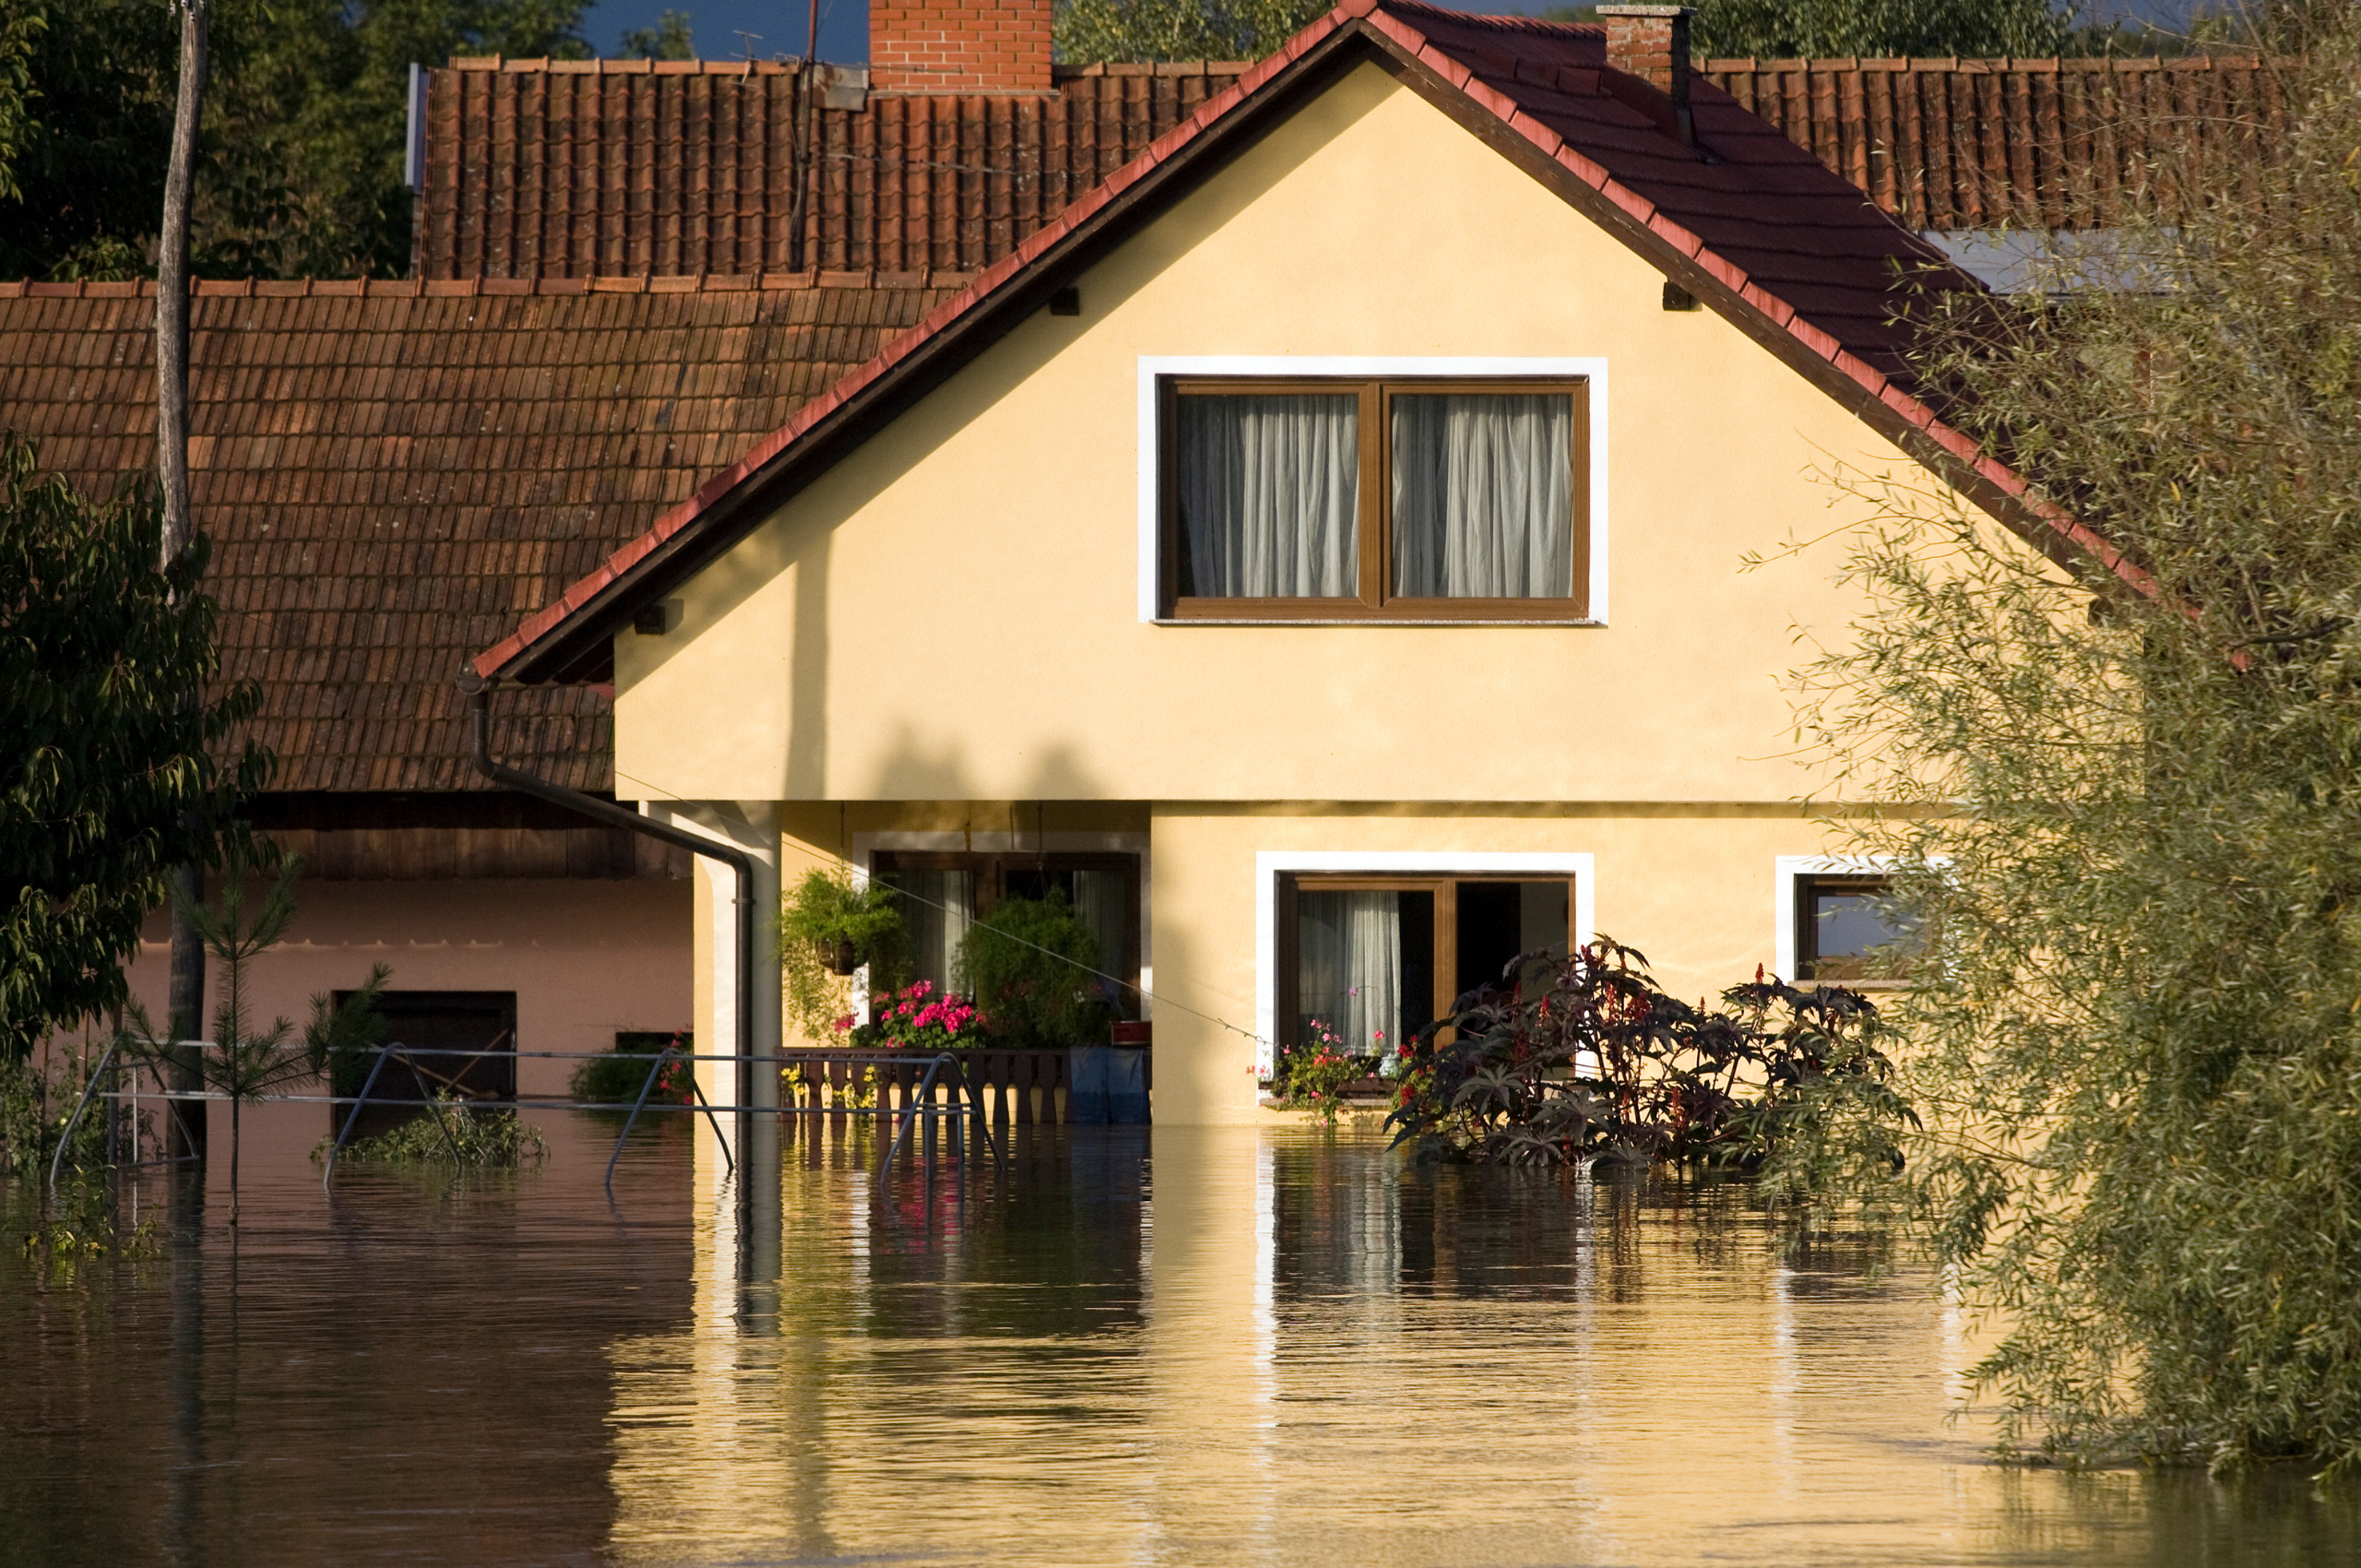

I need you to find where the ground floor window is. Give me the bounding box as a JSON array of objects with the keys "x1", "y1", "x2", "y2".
[
  {"x1": 1793, "y1": 873, "x2": 1915, "y2": 982},
  {"x1": 1277, "y1": 873, "x2": 1572, "y2": 1057},
  {"x1": 870, "y1": 851, "x2": 1141, "y2": 1016}
]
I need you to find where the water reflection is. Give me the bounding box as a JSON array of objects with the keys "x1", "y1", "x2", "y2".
[{"x1": 4, "y1": 1116, "x2": 2358, "y2": 1564}]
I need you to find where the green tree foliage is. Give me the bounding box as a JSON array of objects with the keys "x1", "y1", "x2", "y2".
[
  {"x1": 126, "y1": 840, "x2": 391, "y2": 1216},
  {"x1": 1792, "y1": 14, "x2": 2361, "y2": 1472},
  {"x1": 0, "y1": 434, "x2": 266, "y2": 1065},
  {"x1": 619, "y1": 7, "x2": 694, "y2": 61},
  {"x1": 1541, "y1": 2, "x2": 2257, "y2": 58},
  {"x1": 1054, "y1": 0, "x2": 1329, "y2": 64},
  {"x1": 0, "y1": 0, "x2": 594, "y2": 282},
  {"x1": 1684, "y1": 0, "x2": 2067, "y2": 58}
]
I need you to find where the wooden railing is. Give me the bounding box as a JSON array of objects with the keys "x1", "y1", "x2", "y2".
[{"x1": 778, "y1": 1047, "x2": 1150, "y2": 1129}]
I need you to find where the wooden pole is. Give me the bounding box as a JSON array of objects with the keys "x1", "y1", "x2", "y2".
[{"x1": 159, "y1": 0, "x2": 210, "y2": 1166}]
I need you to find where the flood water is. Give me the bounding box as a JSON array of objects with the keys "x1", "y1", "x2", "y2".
[{"x1": 3, "y1": 1110, "x2": 2355, "y2": 1566}]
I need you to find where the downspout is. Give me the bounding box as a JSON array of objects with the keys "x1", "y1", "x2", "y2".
[{"x1": 461, "y1": 676, "x2": 755, "y2": 1110}]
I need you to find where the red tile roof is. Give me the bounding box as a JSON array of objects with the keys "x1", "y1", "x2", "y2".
[
  {"x1": 0, "y1": 272, "x2": 964, "y2": 791},
  {"x1": 482, "y1": 1, "x2": 2141, "y2": 685},
  {"x1": 1705, "y1": 53, "x2": 2285, "y2": 231},
  {"x1": 418, "y1": 58, "x2": 1251, "y2": 279},
  {"x1": 417, "y1": 49, "x2": 2277, "y2": 286}
]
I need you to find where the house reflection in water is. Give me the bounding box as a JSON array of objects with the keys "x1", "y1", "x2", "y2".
[{"x1": 595, "y1": 1127, "x2": 2349, "y2": 1567}]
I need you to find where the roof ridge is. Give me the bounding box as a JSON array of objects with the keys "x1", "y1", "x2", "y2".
[{"x1": 448, "y1": 54, "x2": 815, "y2": 75}]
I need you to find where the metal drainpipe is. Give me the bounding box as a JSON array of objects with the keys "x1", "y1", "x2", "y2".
[{"x1": 461, "y1": 676, "x2": 755, "y2": 1111}]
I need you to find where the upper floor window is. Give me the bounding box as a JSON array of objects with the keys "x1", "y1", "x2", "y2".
[{"x1": 1157, "y1": 376, "x2": 1589, "y2": 620}]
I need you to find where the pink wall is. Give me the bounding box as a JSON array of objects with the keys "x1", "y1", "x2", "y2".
[{"x1": 125, "y1": 878, "x2": 693, "y2": 1100}]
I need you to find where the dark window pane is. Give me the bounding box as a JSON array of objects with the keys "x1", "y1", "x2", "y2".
[
  {"x1": 1801, "y1": 877, "x2": 1916, "y2": 980},
  {"x1": 1177, "y1": 394, "x2": 1358, "y2": 597},
  {"x1": 1391, "y1": 393, "x2": 1573, "y2": 598}
]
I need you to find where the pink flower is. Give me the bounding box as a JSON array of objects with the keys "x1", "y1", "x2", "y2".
[{"x1": 832, "y1": 1014, "x2": 856, "y2": 1033}]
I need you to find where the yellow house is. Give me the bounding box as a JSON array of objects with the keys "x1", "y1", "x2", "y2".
[{"x1": 474, "y1": 1, "x2": 2069, "y2": 1126}]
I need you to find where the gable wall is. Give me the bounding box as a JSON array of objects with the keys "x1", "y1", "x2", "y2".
[{"x1": 611, "y1": 62, "x2": 1945, "y2": 808}]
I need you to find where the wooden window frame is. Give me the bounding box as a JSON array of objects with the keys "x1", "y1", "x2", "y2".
[
  {"x1": 1793, "y1": 873, "x2": 1910, "y2": 986},
  {"x1": 1275, "y1": 872, "x2": 1576, "y2": 1050},
  {"x1": 1157, "y1": 375, "x2": 1592, "y2": 623}
]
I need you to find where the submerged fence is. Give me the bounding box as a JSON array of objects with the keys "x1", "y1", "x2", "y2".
[{"x1": 43, "y1": 1039, "x2": 1143, "y2": 1199}]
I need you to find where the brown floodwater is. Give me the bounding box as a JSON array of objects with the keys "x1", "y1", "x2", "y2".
[{"x1": 2, "y1": 1107, "x2": 2355, "y2": 1565}]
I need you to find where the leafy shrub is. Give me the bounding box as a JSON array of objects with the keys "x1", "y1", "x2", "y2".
[
  {"x1": 1385, "y1": 938, "x2": 1911, "y2": 1172},
  {"x1": 324, "y1": 1091, "x2": 546, "y2": 1167},
  {"x1": 956, "y1": 892, "x2": 1109, "y2": 1050},
  {"x1": 570, "y1": 1031, "x2": 693, "y2": 1107}
]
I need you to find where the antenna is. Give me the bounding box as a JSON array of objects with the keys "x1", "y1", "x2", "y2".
[{"x1": 733, "y1": 29, "x2": 761, "y2": 61}]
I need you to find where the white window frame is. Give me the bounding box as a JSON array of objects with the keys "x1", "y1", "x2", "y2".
[
  {"x1": 1137, "y1": 355, "x2": 1611, "y2": 625},
  {"x1": 1253, "y1": 849, "x2": 1595, "y2": 1077}
]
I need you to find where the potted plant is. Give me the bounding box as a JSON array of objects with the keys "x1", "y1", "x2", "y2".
[
  {"x1": 778, "y1": 867, "x2": 908, "y2": 1043},
  {"x1": 955, "y1": 891, "x2": 1115, "y2": 1120}
]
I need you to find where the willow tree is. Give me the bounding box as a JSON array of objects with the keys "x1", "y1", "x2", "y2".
[{"x1": 1794, "y1": 6, "x2": 2361, "y2": 1473}]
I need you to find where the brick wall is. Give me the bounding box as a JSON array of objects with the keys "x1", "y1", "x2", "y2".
[{"x1": 871, "y1": 0, "x2": 1053, "y2": 93}]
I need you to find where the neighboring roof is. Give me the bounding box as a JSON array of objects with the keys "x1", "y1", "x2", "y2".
[
  {"x1": 1707, "y1": 53, "x2": 2285, "y2": 231},
  {"x1": 419, "y1": 49, "x2": 2281, "y2": 284},
  {"x1": 484, "y1": 0, "x2": 2116, "y2": 687},
  {"x1": 0, "y1": 271, "x2": 963, "y2": 792},
  {"x1": 419, "y1": 58, "x2": 1248, "y2": 279}
]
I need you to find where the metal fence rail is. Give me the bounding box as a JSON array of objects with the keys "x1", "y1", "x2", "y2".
[{"x1": 45, "y1": 1039, "x2": 1025, "y2": 1200}]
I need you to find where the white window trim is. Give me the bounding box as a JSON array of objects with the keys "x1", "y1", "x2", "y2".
[
  {"x1": 1774, "y1": 854, "x2": 1907, "y2": 985},
  {"x1": 1136, "y1": 355, "x2": 1611, "y2": 625},
  {"x1": 851, "y1": 830, "x2": 1150, "y2": 1026},
  {"x1": 1252, "y1": 849, "x2": 1596, "y2": 1075}
]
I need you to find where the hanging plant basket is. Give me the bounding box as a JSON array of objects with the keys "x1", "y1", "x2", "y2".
[{"x1": 816, "y1": 936, "x2": 861, "y2": 976}]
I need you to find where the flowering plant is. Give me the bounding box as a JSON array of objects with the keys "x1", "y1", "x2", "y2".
[
  {"x1": 836, "y1": 980, "x2": 989, "y2": 1051},
  {"x1": 1275, "y1": 1018, "x2": 1376, "y2": 1128}
]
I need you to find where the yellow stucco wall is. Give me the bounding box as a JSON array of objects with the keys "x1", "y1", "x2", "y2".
[
  {"x1": 1146, "y1": 803, "x2": 1865, "y2": 1123},
  {"x1": 611, "y1": 59, "x2": 1933, "y2": 809}
]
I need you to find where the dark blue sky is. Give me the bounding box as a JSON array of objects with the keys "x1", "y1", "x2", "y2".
[{"x1": 578, "y1": 1, "x2": 2213, "y2": 65}]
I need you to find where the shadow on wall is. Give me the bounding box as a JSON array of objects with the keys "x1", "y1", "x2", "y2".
[{"x1": 858, "y1": 724, "x2": 1110, "y2": 804}]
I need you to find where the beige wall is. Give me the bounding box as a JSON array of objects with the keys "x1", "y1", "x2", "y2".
[
  {"x1": 125, "y1": 879, "x2": 692, "y2": 1100},
  {"x1": 1147, "y1": 803, "x2": 1859, "y2": 1124},
  {"x1": 611, "y1": 60, "x2": 1933, "y2": 809}
]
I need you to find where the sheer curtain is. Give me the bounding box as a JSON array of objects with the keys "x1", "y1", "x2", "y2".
[
  {"x1": 1177, "y1": 394, "x2": 1359, "y2": 597},
  {"x1": 1297, "y1": 891, "x2": 1401, "y2": 1057},
  {"x1": 1391, "y1": 392, "x2": 1574, "y2": 598},
  {"x1": 884, "y1": 870, "x2": 971, "y2": 994},
  {"x1": 1071, "y1": 868, "x2": 1131, "y2": 1015}
]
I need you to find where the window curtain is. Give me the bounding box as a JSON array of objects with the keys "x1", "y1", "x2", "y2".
[
  {"x1": 1297, "y1": 891, "x2": 1402, "y2": 1059},
  {"x1": 1070, "y1": 868, "x2": 1131, "y2": 1015},
  {"x1": 1177, "y1": 394, "x2": 1359, "y2": 597},
  {"x1": 884, "y1": 870, "x2": 972, "y2": 994},
  {"x1": 1390, "y1": 392, "x2": 1574, "y2": 598}
]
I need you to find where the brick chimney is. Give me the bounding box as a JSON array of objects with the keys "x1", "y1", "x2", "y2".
[
  {"x1": 871, "y1": 0, "x2": 1053, "y2": 94},
  {"x1": 1595, "y1": 5, "x2": 1694, "y2": 144}
]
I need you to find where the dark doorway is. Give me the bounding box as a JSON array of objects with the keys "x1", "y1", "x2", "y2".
[{"x1": 330, "y1": 991, "x2": 516, "y2": 1138}]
